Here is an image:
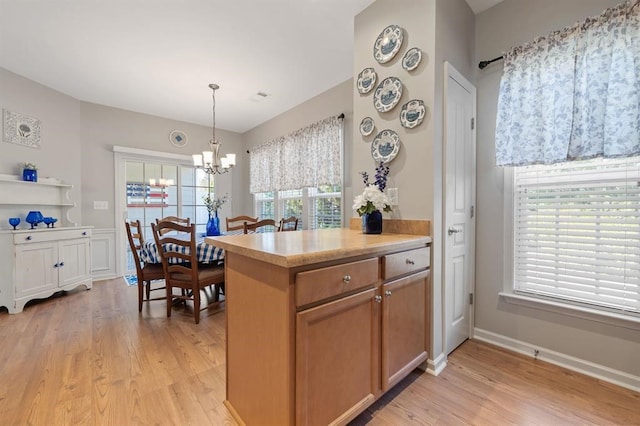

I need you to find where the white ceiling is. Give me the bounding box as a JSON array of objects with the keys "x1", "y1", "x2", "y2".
[{"x1": 0, "y1": 0, "x2": 502, "y2": 133}]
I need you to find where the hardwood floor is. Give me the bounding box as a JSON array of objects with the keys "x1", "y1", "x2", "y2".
[{"x1": 0, "y1": 278, "x2": 638, "y2": 425}]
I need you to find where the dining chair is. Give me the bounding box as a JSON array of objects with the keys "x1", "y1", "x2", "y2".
[
  {"x1": 151, "y1": 221, "x2": 225, "y2": 324},
  {"x1": 156, "y1": 216, "x2": 191, "y2": 236},
  {"x1": 226, "y1": 215, "x2": 259, "y2": 232},
  {"x1": 243, "y1": 219, "x2": 278, "y2": 234},
  {"x1": 125, "y1": 220, "x2": 165, "y2": 312},
  {"x1": 278, "y1": 216, "x2": 299, "y2": 232}
]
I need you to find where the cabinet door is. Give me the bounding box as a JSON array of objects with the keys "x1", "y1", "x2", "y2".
[
  {"x1": 58, "y1": 238, "x2": 91, "y2": 288},
  {"x1": 382, "y1": 269, "x2": 430, "y2": 391},
  {"x1": 14, "y1": 242, "x2": 58, "y2": 298},
  {"x1": 296, "y1": 288, "x2": 379, "y2": 426}
]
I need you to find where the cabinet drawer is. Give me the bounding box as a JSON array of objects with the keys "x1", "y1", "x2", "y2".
[
  {"x1": 383, "y1": 246, "x2": 430, "y2": 280},
  {"x1": 14, "y1": 228, "x2": 92, "y2": 245},
  {"x1": 295, "y1": 258, "x2": 378, "y2": 307}
]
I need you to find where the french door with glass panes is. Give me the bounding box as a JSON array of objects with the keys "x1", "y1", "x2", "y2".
[{"x1": 124, "y1": 160, "x2": 213, "y2": 274}]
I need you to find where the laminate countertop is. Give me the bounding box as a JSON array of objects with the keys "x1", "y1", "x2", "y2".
[{"x1": 206, "y1": 228, "x2": 431, "y2": 268}]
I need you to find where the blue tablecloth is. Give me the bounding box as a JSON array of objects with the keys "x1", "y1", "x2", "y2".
[{"x1": 140, "y1": 235, "x2": 224, "y2": 265}]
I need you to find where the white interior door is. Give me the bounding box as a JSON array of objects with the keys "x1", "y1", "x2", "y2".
[{"x1": 444, "y1": 63, "x2": 476, "y2": 354}]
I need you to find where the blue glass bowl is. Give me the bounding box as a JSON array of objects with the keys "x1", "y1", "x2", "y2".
[
  {"x1": 8, "y1": 217, "x2": 20, "y2": 230},
  {"x1": 25, "y1": 211, "x2": 44, "y2": 229}
]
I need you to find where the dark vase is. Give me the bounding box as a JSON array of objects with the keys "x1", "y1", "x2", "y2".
[
  {"x1": 362, "y1": 210, "x2": 383, "y2": 234},
  {"x1": 23, "y1": 168, "x2": 38, "y2": 182},
  {"x1": 206, "y1": 211, "x2": 221, "y2": 236}
]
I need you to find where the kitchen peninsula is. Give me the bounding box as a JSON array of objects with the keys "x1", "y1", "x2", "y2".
[{"x1": 208, "y1": 220, "x2": 431, "y2": 425}]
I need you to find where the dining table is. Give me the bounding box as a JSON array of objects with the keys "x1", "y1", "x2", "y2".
[{"x1": 140, "y1": 233, "x2": 226, "y2": 265}]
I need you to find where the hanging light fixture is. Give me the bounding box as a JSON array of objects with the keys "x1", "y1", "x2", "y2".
[{"x1": 192, "y1": 83, "x2": 236, "y2": 175}]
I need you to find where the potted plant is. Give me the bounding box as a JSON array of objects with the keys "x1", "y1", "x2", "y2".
[
  {"x1": 353, "y1": 163, "x2": 392, "y2": 234},
  {"x1": 22, "y1": 162, "x2": 38, "y2": 182}
]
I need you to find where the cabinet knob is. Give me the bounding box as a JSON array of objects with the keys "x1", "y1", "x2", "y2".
[
  {"x1": 82, "y1": 232, "x2": 87, "y2": 236},
  {"x1": 26, "y1": 236, "x2": 32, "y2": 241},
  {"x1": 54, "y1": 263, "x2": 59, "y2": 268},
  {"x1": 405, "y1": 259, "x2": 415, "y2": 265},
  {"x1": 374, "y1": 295, "x2": 382, "y2": 303},
  {"x1": 59, "y1": 262, "x2": 64, "y2": 267},
  {"x1": 385, "y1": 290, "x2": 392, "y2": 297},
  {"x1": 343, "y1": 275, "x2": 351, "y2": 284}
]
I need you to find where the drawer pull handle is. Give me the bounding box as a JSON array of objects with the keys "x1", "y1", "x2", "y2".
[
  {"x1": 385, "y1": 290, "x2": 392, "y2": 297},
  {"x1": 26, "y1": 236, "x2": 32, "y2": 241},
  {"x1": 374, "y1": 295, "x2": 382, "y2": 303},
  {"x1": 343, "y1": 275, "x2": 351, "y2": 284},
  {"x1": 406, "y1": 259, "x2": 415, "y2": 265}
]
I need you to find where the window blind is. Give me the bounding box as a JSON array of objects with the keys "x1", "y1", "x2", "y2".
[{"x1": 513, "y1": 157, "x2": 640, "y2": 316}]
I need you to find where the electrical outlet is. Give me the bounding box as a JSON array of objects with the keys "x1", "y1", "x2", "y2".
[
  {"x1": 387, "y1": 188, "x2": 398, "y2": 206},
  {"x1": 93, "y1": 201, "x2": 108, "y2": 210}
]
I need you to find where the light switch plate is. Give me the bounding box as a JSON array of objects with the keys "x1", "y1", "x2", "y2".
[
  {"x1": 387, "y1": 188, "x2": 398, "y2": 206},
  {"x1": 93, "y1": 201, "x2": 108, "y2": 210}
]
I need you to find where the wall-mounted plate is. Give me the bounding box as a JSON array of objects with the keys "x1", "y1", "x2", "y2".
[
  {"x1": 169, "y1": 130, "x2": 188, "y2": 147},
  {"x1": 371, "y1": 129, "x2": 400, "y2": 163}
]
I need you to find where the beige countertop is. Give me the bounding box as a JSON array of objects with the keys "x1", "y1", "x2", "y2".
[{"x1": 206, "y1": 228, "x2": 431, "y2": 268}]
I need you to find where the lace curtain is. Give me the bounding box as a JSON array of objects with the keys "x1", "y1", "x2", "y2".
[
  {"x1": 495, "y1": 0, "x2": 640, "y2": 166},
  {"x1": 249, "y1": 115, "x2": 343, "y2": 193}
]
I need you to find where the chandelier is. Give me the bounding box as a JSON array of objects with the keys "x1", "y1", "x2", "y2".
[{"x1": 192, "y1": 83, "x2": 236, "y2": 175}]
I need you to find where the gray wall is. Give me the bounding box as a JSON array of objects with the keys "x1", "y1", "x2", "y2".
[{"x1": 475, "y1": 0, "x2": 640, "y2": 377}]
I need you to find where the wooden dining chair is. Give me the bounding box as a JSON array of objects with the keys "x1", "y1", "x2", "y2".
[
  {"x1": 156, "y1": 216, "x2": 191, "y2": 235},
  {"x1": 243, "y1": 219, "x2": 278, "y2": 234},
  {"x1": 226, "y1": 215, "x2": 259, "y2": 232},
  {"x1": 278, "y1": 216, "x2": 299, "y2": 232},
  {"x1": 125, "y1": 220, "x2": 165, "y2": 312},
  {"x1": 151, "y1": 221, "x2": 225, "y2": 324}
]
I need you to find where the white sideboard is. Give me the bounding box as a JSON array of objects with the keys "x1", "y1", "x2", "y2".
[{"x1": 0, "y1": 174, "x2": 92, "y2": 313}]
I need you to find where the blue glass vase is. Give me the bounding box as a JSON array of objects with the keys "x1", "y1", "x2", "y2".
[
  {"x1": 206, "y1": 211, "x2": 221, "y2": 236},
  {"x1": 23, "y1": 168, "x2": 37, "y2": 182},
  {"x1": 362, "y1": 210, "x2": 383, "y2": 234}
]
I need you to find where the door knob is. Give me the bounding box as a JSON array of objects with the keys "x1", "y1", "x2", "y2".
[{"x1": 448, "y1": 227, "x2": 462, "y2": 235}]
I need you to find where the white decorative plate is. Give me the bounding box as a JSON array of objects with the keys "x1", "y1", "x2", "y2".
[
  {"x1": 373, "y1": 25, "x2": 404, "y2": 64},
  {"x1": 169, "y1": 130, "x2": 188, "y2": 147},
  {"x1": 402, "y1": 47, "x2": 422, "y2": 71},
  {"x1": 359, "y1": 117, "x2": 375, "y2": 137},
  {"x1": 400, "y1": 99, "x2": 426, "y2": 129},
  {"x1": 356, "y1": 68, "x2": 377, "y2": 94},
  {"x1": 373, "y1": 77, "x2": 403, "y2": 113},
  {"x1": 371, "y1": 129, "x2": 400, "y2": 163}
]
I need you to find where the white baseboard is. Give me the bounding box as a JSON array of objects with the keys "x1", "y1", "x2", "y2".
[
  {"x1": 473, "y1": 328, "x2": 640, "y2": 393},
  {"x1": 426, "y1": 352, "x2": 447, "y2": 376}
]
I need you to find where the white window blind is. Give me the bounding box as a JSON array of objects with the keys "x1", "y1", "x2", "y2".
[{"x1": 513, "y1": 156, "x2": 640, "y2": 316}]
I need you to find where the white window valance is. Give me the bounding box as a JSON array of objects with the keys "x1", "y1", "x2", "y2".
[
  {"x1": 495, "y1": 0, "x2": 640, "y2": 167},
  {"x1": 249, "y1": 115, "x2": 343, "y2": 193}
]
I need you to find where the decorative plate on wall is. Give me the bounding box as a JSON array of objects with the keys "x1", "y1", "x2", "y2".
[
  {"x1": 400, "y1": 99, "x2": 426, "y2": 129},
  {"x1": 359, "y1": 117, "x2": 375, "y2": 137},
  {"x1": 371, "y1": 129, "x2": 400, "y2": 163},
  {"x1": 402, "y1": 47, "x2": 422, "y2": 71},
  {"x1": 169, "y1": 130, "x2": 188, "y2": 147},
  {"x1": 357, "y1": 68, "x2": 377, "y2": 94},
  {"x1": 373, "y1": 77, "x2": 403, "y2": 113},
  {"x1": 373, "y1": 25, "x2": 404, "y2": 64}
]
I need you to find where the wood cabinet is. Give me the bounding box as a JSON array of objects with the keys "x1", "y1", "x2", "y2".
[
  {"x1": 213, "y1": 227, "x2": 431, "y2": 426},
  {"x1": 0, "y1": 174, "x2": 92, "y2": 313},
  {"x1": 4, "y1": 228, "x2": 93, "y2": 313}
]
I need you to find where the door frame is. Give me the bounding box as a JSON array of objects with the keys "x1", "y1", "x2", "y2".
[{"x1": 442, "y1": 62, "x2": 477, "y2": 354}]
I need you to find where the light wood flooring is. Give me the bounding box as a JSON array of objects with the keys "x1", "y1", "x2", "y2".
[{"x1": 0, "y1": 278, "x2": 638, "y2": 425}]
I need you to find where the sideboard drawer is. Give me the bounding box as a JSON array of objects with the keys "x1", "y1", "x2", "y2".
[
  {"x1": 383, "y1": 246, "x2": 430, "y2": 280},
  {"x1": 13, "y1": 228, "x2": 92, "y2": 245},
  {"x1": 295, "y1": 258, "x2": 378, "y2": 307}
]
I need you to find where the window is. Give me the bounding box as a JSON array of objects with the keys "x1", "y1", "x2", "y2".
[
  {"x1": 509, "y1": 156, "x2": 640, "y2": 317},
  {"x1": 254, "y1": 186, "x2": 342, "y2": 230}
]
